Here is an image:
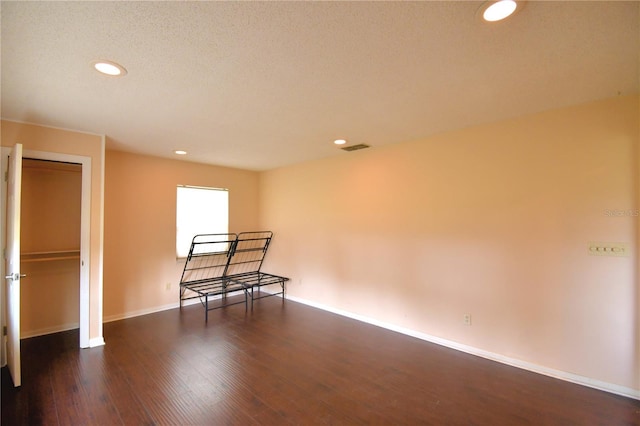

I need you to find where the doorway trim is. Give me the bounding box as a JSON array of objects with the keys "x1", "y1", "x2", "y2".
[{"x1": 1, "y1": 147, "x2": 91, "y2": 350}]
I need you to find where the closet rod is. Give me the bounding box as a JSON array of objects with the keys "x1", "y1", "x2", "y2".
[{"x1": 21, "y1": 250, "x2": 80, "y2": 263}]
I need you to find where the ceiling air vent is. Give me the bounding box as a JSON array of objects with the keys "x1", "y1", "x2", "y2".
[{"x1": 341, "y1": 144, "x2": 370, "y2": 152}]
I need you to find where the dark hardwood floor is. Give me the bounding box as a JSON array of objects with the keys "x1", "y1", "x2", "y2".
[{"x1": 2, "y1": 296, "x2": 639, "y2": 425}]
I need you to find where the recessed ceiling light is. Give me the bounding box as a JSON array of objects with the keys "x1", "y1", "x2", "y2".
[
  {"x1": 480, "y1": 0, "x2": 519, "y2": 22},
  {"x1": 92, "y1": 60, "x2": 127, "y2": 76},
  {"x1": 334, "y1": 139, "x2": 347, "y2": 145},
  {"x1": 174, "y1": 150, "x2": 187, "y2": 155}
]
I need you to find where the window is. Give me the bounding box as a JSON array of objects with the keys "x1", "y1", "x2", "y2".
[{"x1": 176, "y1": 185, "x2": 229, "y2": 258}]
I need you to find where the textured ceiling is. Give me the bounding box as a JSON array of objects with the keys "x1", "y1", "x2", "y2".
[{"x1": 2, "y1": 1, "x2": 638, "y2": 171}]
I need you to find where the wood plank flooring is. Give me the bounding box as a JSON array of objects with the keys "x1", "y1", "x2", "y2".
[{"x1": 2, "y1": 296, "x2": 639, "y2": 425}]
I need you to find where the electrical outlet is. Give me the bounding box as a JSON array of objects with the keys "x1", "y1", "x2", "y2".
[
  {"x1": 165, "y1": 282, "x2": 172, "y2": 291},
  {"x1": 463, "y1": 314, "x2": 472, "y2": 326}
]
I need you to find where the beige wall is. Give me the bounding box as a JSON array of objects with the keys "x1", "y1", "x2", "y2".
[
  {"x1": 103, "y1": 150, "x2": 260, "y2": 319},
  {"x1": 637, "y1": 95, "x2": 640, "y2": 394},
  {"x1": 259, "y1": 95, "x2": 640, "y2": 392},
  {"x1": 21, "y1": 160, "x2": 81, "y2": 336}
]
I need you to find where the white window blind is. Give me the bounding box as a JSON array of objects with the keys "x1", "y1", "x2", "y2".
[{"x1": 176, "y1": 185, "x2": 229, "y2": 258}]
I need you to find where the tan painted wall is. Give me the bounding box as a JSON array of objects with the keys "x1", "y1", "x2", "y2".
[
  {"x1": 21, "y1": 160, "x2": 81, "y2": 336},
  {"x1": 103, "y1": 150, "x2": 259, "y2": 319},
  {"x1": 636, "y1": 95, "x2": 640, "y2": 394},
  {"x1": 1, "y1": 120, "x2": 104, "y2": 342},
  {"x1": 259, "y1": 95, "x2": 640, "y2": 392}
]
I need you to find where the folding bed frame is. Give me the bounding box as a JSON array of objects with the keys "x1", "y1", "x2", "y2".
[{"x1": 179, "y1": 231, "x2": 289, "y2": 321}]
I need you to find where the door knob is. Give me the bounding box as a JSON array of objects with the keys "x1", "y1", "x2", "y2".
[{"x1": 4, "y1": 273, "x2": 26, "y2": 280}]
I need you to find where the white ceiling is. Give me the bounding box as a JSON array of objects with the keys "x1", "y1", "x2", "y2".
[{"x1": 2, "y1": 1, "x2": 638, "y2": 171}]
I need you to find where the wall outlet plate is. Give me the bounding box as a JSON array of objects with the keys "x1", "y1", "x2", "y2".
[{"x1": 463, "y1": 314, "x2": 472, "y2": 326}]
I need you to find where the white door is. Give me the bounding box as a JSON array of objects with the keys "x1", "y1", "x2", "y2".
[{"x1": 5, "y1": 143, "x2": 23, "y2": 387}]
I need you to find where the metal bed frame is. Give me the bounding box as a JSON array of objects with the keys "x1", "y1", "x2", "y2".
[{"x1": 179, "y1": 231, "x2": 289, "y2": 321}]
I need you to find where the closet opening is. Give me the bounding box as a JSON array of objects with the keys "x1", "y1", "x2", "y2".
[{"x1": 20, "y1": 158, "x2": 82, "y2": 338}]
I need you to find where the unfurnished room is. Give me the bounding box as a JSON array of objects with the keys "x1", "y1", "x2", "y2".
[{"x1": 1, "y1": 1, "x2": 639, "y2": 424}]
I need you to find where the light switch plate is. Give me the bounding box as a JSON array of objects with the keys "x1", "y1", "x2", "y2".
[{"x1": 588, "y1": 242, "x2": 629, "y2": 257}]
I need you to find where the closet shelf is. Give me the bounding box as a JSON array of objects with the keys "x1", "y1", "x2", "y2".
[{"x1": 21, "y1": 250, "x2": 80, "y2": 263}]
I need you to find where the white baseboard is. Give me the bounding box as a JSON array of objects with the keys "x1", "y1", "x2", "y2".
[
  {"x1": 101, "y1": 291, "x2": 247, "y2": 324},
  {"x1": 88, "y1": 336, "x2": 105, "y2": 348},
  {"x1": 102, "y1": 288, "x2": 284, "y2": 324},
  {"x1": 102, "y1": 297, "x2": 202, "y2": 323},
  {"x1": 285, "y1": 294, "x2": 640, "y2": 401},
  {"x1": 98, "y1": 290, "x2": 639, "y2": 400},
  {"x1": 21, "y1": 323, "x2": 104, "y2": 349},
  {"x1": 21, "y1": 322, "x2": 79, "y2": 339}
]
